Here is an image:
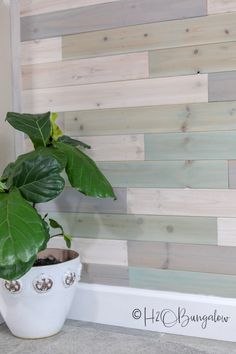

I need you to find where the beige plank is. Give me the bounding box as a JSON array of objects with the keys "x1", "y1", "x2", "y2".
[
  {"x1": 218, "y1": 218, "x2": 236, "y2": 246},
  {"x1": 149, "y1": 41, "x2": 236, "y2": 78},
  {"x1": 62, "y1": 13, "x2": 236, "y2": 60},
  {"x1": 63, "y1": 101, "x2": 236, "y2": 136},
  {"x1": 128, "y1": 241, "x2": 236, "y2": 275},
  {"x1": 81, "y1": 263, "x2": 129, "y2": 286},
  {"x1": 21, "y1": 37, "x2": 62, "y2": 65},
  {"x1": 49, "y1": 237, "x2": 128, "y2": 266},
  {"x1": 208, "y1": 0, "x2": 236, "y2": 14},
  {"x1": 22, "y1": 52, "x2": 149, "y2": 89},
  {"x1": 20, "y1": 0, "x2": 121, "y2": 17},
  {"x1": 127, "y1": 188, "x2": 236, "y2": 217},
  {"x1": 22, "y1": 75, "x2": 208, "y2": 113}
]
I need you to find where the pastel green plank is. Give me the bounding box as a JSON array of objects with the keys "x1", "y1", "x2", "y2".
[
  {"x1": 63, "y1": 101, "x2": 236, "y2": 136},
  {"x1": 97, "y1": 161, "x2": 228, "y2": 188},
  {"x1": 47, "y1": 212, "x2": 217, "y2": 245},
  {"x1": 145, "y1": 131, "x2": 236, "y2": 160},
  {"x1": 129, "y1": 267, "x2": 236, "y2": 298},
  {"x1": 149, "y1": 41, "x2": 236, "y2": 78}
]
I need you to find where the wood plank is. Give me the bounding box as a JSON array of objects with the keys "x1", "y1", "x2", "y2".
[
  {"x1": 47, "y1": 212, "x2": 217, "y2": 245},
  {"x1": 21, "y1": 37, "x2": 62, "y2": 65},
  {"x1": 62, "y1": 13, "x2": 236, "y2": 60},
  {"x1": 22, "y1": 75, "x2": 208, "y2": 113},
  {"x1": 20, "y1": 0, "x2": 206, "y2": 41},
  {"x1": 218, "y1": 218, "x2": 236, "y2": 246},
  {"x1": 128, "y1": 241, "x2": 236, "y2": 275},
  {"x1": 20, "y1": 0, "x2": 121, "y2": 17},
  {"x1": 81, "y1": 263, "x2": 129, "y2": 286},
  {"x1": 149, "y1": 41, "x2": 236, "y2": 78},
  {"x1": 209, "y1": 71, "x2": 236, "y2": 102},
  {"x1": 63, "y1": 101, "x2": 236, "y2": 136},
  {"x1": 208, "y1": 0, "x2": 236, "y2": 14},
  {"x1": 127, "y1": 188, "x2": 236, "y2": 217},
  {"x1": 129, "y1": 267, "x2": 236, "y2": 297},
  {"x1": 37, "y1": 187, "x2": 126, "y2": 214},
  {"x1": 145, "y1": 131, "x2": 236, "y2": 160},
  {"x1": 229, "y1": 160, "x2": 236, "y2": 188},
  {"x1": 97, "y1": 160, "x2": 228, "y2": 188},
  {"x1": 22, "y1": 52, "x2": 149, "y2": 89}
]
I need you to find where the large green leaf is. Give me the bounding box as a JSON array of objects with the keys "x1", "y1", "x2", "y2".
[
  {"x1": 12, "y1": 153, "x2": 65, "y2": 203},
  {"x1": 56, "y1": 142, "x2": 116, "y2": 199},
  {"x1": 0, "y1": 189, "x2": 49, "y2": 280},
  {"x1": 6, "y1": 112, "x2": 51, "y2": 148}
]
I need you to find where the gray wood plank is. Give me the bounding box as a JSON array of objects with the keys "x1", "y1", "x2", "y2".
[
  {"x1": 21, "y1": 0, "x2": 206, "y2": 41},
  {"x1": 37, "y1": 187, "x2": 126, "y2": 214},
  {"x1": 128, "y1": 241, "x2": 236, "y2": 275},
  {"x1": 81, "y1": 263, "x2": 129, "y2": 286},
  {"x1": 97, "y1": 160, "x2": 228, "y2": 188},
  {"x1": 145, "y1": 131, "x2": 236, "y2": 160},
  {"x1": 209, "y1": 71, "x2": 236, "y2": 102},
  {"x1": 47, "y1": 212, "x2": 217, "y2": 245},
  {"x1": 229, "y1": 160, "x2": 236, "y2": 188},
  {"x1": 129, "y1": 267, "x2": 236, "y2": 297}
]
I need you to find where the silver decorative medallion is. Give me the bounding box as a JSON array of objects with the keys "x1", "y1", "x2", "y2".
[
  {"x1": 4, "y1": 280, "x2": 22, "y2": 294},
  {"x1": 63, "y1": 271, "x2": 76, "y2": 288},
  {"x1": 33, "y1": 274, "x2": 53, "y2": 293}
]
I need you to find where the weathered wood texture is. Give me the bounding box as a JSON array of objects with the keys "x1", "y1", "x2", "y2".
[
  {"x1": 218, "y1": 218, "x2": 236, "y2": 246},
  {"x1": 47, "y1": 212, "x2": 217, "y2": 245},
  {"x1": 63, "y1": 102, "x2": 236, "y2": 136},
  {"x1": 22, "y1": 52, "x2": 149, "y2": 89},
  {"x1": 62, "y1": 13, "x2": 236, "y2": 60},
  {"x1": 22, "y1": 75, "x2": 208, "y2": 113},
  {"x1": 128, "y1": 241, "x2": 236, "y2": 275},
  {"x1": 208, "y1": 0, "x2": 236, "y2": 14},
  {"x1": 229, "y1": 160, "x2": 236, "y2": 188},
  {"x1": 97, "y1": 160, "x2": 228, "y2": 188},
  {"x1": 21, "y1": 37, "x2": 61, "y2": 65},
  {"x1": 129, "y1": 267, "x2": 236, "y2": 297},
  {"x1": 209, "y1": 71, "x2": 236, "y2": 102},
  {"x1": 20, "y1": 0, "x2": 121, "y2": 17},
  {"x1": 145, "y1": 131, "x2": 236, "y2": 160},
  {"x1": 127, "y1": 188, "x2": 236, "y2": 217},
  {"x1": 81, "y1": 263, "x2": 129, "y2": 286},
  {"x1": 149, "y1": 41, "x2": 236, "y2": 78},
  {"x1": 21, "y1": 0, "x2": 206, "y2": 41}
]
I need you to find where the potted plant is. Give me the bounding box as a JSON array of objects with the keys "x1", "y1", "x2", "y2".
[{"x1": 0, "y1": 111, "x2": 115, "y2": 338}]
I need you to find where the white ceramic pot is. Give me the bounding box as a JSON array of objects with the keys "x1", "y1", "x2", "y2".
[{"x1": 0, "y1": 248, "x2": 82, "y2": 339}]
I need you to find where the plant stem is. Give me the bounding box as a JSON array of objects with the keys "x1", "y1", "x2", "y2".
[{"x1": 50, "y1": 233, "x2": 64, "y2": 239}]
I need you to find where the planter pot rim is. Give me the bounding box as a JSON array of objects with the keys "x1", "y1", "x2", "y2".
[{"x1": 33, "y1": 248, "x2": 80, "y2": 271}]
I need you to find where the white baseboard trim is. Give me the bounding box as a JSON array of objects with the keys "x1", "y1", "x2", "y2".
[{"x1": 68, "y1": 283, "x2": 236, "y2": 342}]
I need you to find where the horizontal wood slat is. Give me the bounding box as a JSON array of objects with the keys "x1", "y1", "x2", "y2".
[
  {"x1": 21, "y1": 37, "x2": 62, "y2": 65},
  {"x1": 22, "y1": 52, "x2": 149, "y2": 89},
  {"x1": 81, "y1": 263, "x2": 129, "y2": 286},
  {"x1": 209, "y1": 71, "x2": 236, "y2": 102},
  {"x1": 208, "y1": 0, "x2": 236, "y2": 14},
  {"x1": 38, "y1": 187, "x2": 126, "y2": 214},
  {"x1": 129, "y1": 267, "x2": 236, "y2": 297},
  {"x1": 149, "y1": 41, "x2": 236, "y2": 78},
  {"x1": 63, "y1": 101, "x2": 236, "y2": 136},
  {"x1": 62, "y1": 13, "x2": 236, "y2": 60},
  {"x1": 20, "y1": 0, "x2": 121, "y2": 17},
  {"x1": 97, "y1": 160, "x2": 228, "y2": 188},
  {"x1": 21, "y1": 0, "x2": 206, "y2": 41},
  {"x1": 218, "y1": 218, "x2": 236, "y2": 246},
  {"x1": 127, "y1": 188, "x2": 236, "y2": 217},
  {"x1": 22, "y1": 75, "x2": 208, "y2": 113},
  {"x1": 229, "y1": 160, "x2": 236, "y2": 188},
  {"x1": 47, "y1": 212, "x2": 217, "y2": 245},
  {"x1": 145, "y1": 131, "x2": 236, "y2": 160},
  {"x1": 128, "y1": 241, "x2": 236, "y2": 275}
]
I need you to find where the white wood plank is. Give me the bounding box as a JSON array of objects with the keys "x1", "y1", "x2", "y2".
[
  {"x1": 208, "y1": 0, "x2": 236, "y2": 14},
  {"x1": 22, "y1": 75, "x2": 208, "y2": 113},
  {"x1": 49, "y1": 237, "x2": 128, "y2": 266},
  {"x1": 20, "y1": 0, "x2": 121, "y2": 17},
  {"x1": 22, "y1": 52, "x2": 149, "y2": 89},
  {"x1": 127, "y1": 188, "x2": 236, "y2": 217},
  {"x1": 218, "y1": 218, "x2": 236, "y2": 246},
  {"x1": 21, "y1": 37, "x2": 62, "y2": 65}
]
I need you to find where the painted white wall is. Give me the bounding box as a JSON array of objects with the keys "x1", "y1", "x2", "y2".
[{"x1": 0, "y1": 1, "x2": 15, "y2": 174}]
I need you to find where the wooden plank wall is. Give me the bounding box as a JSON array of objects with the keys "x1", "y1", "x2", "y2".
[{"x1": 20, "y1": 0, "x2": 236, "y2": 297}]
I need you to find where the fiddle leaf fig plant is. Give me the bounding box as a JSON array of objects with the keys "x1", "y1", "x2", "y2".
[{"x1": 0, "y1": 112, "x2": 116, "y2": 281}]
